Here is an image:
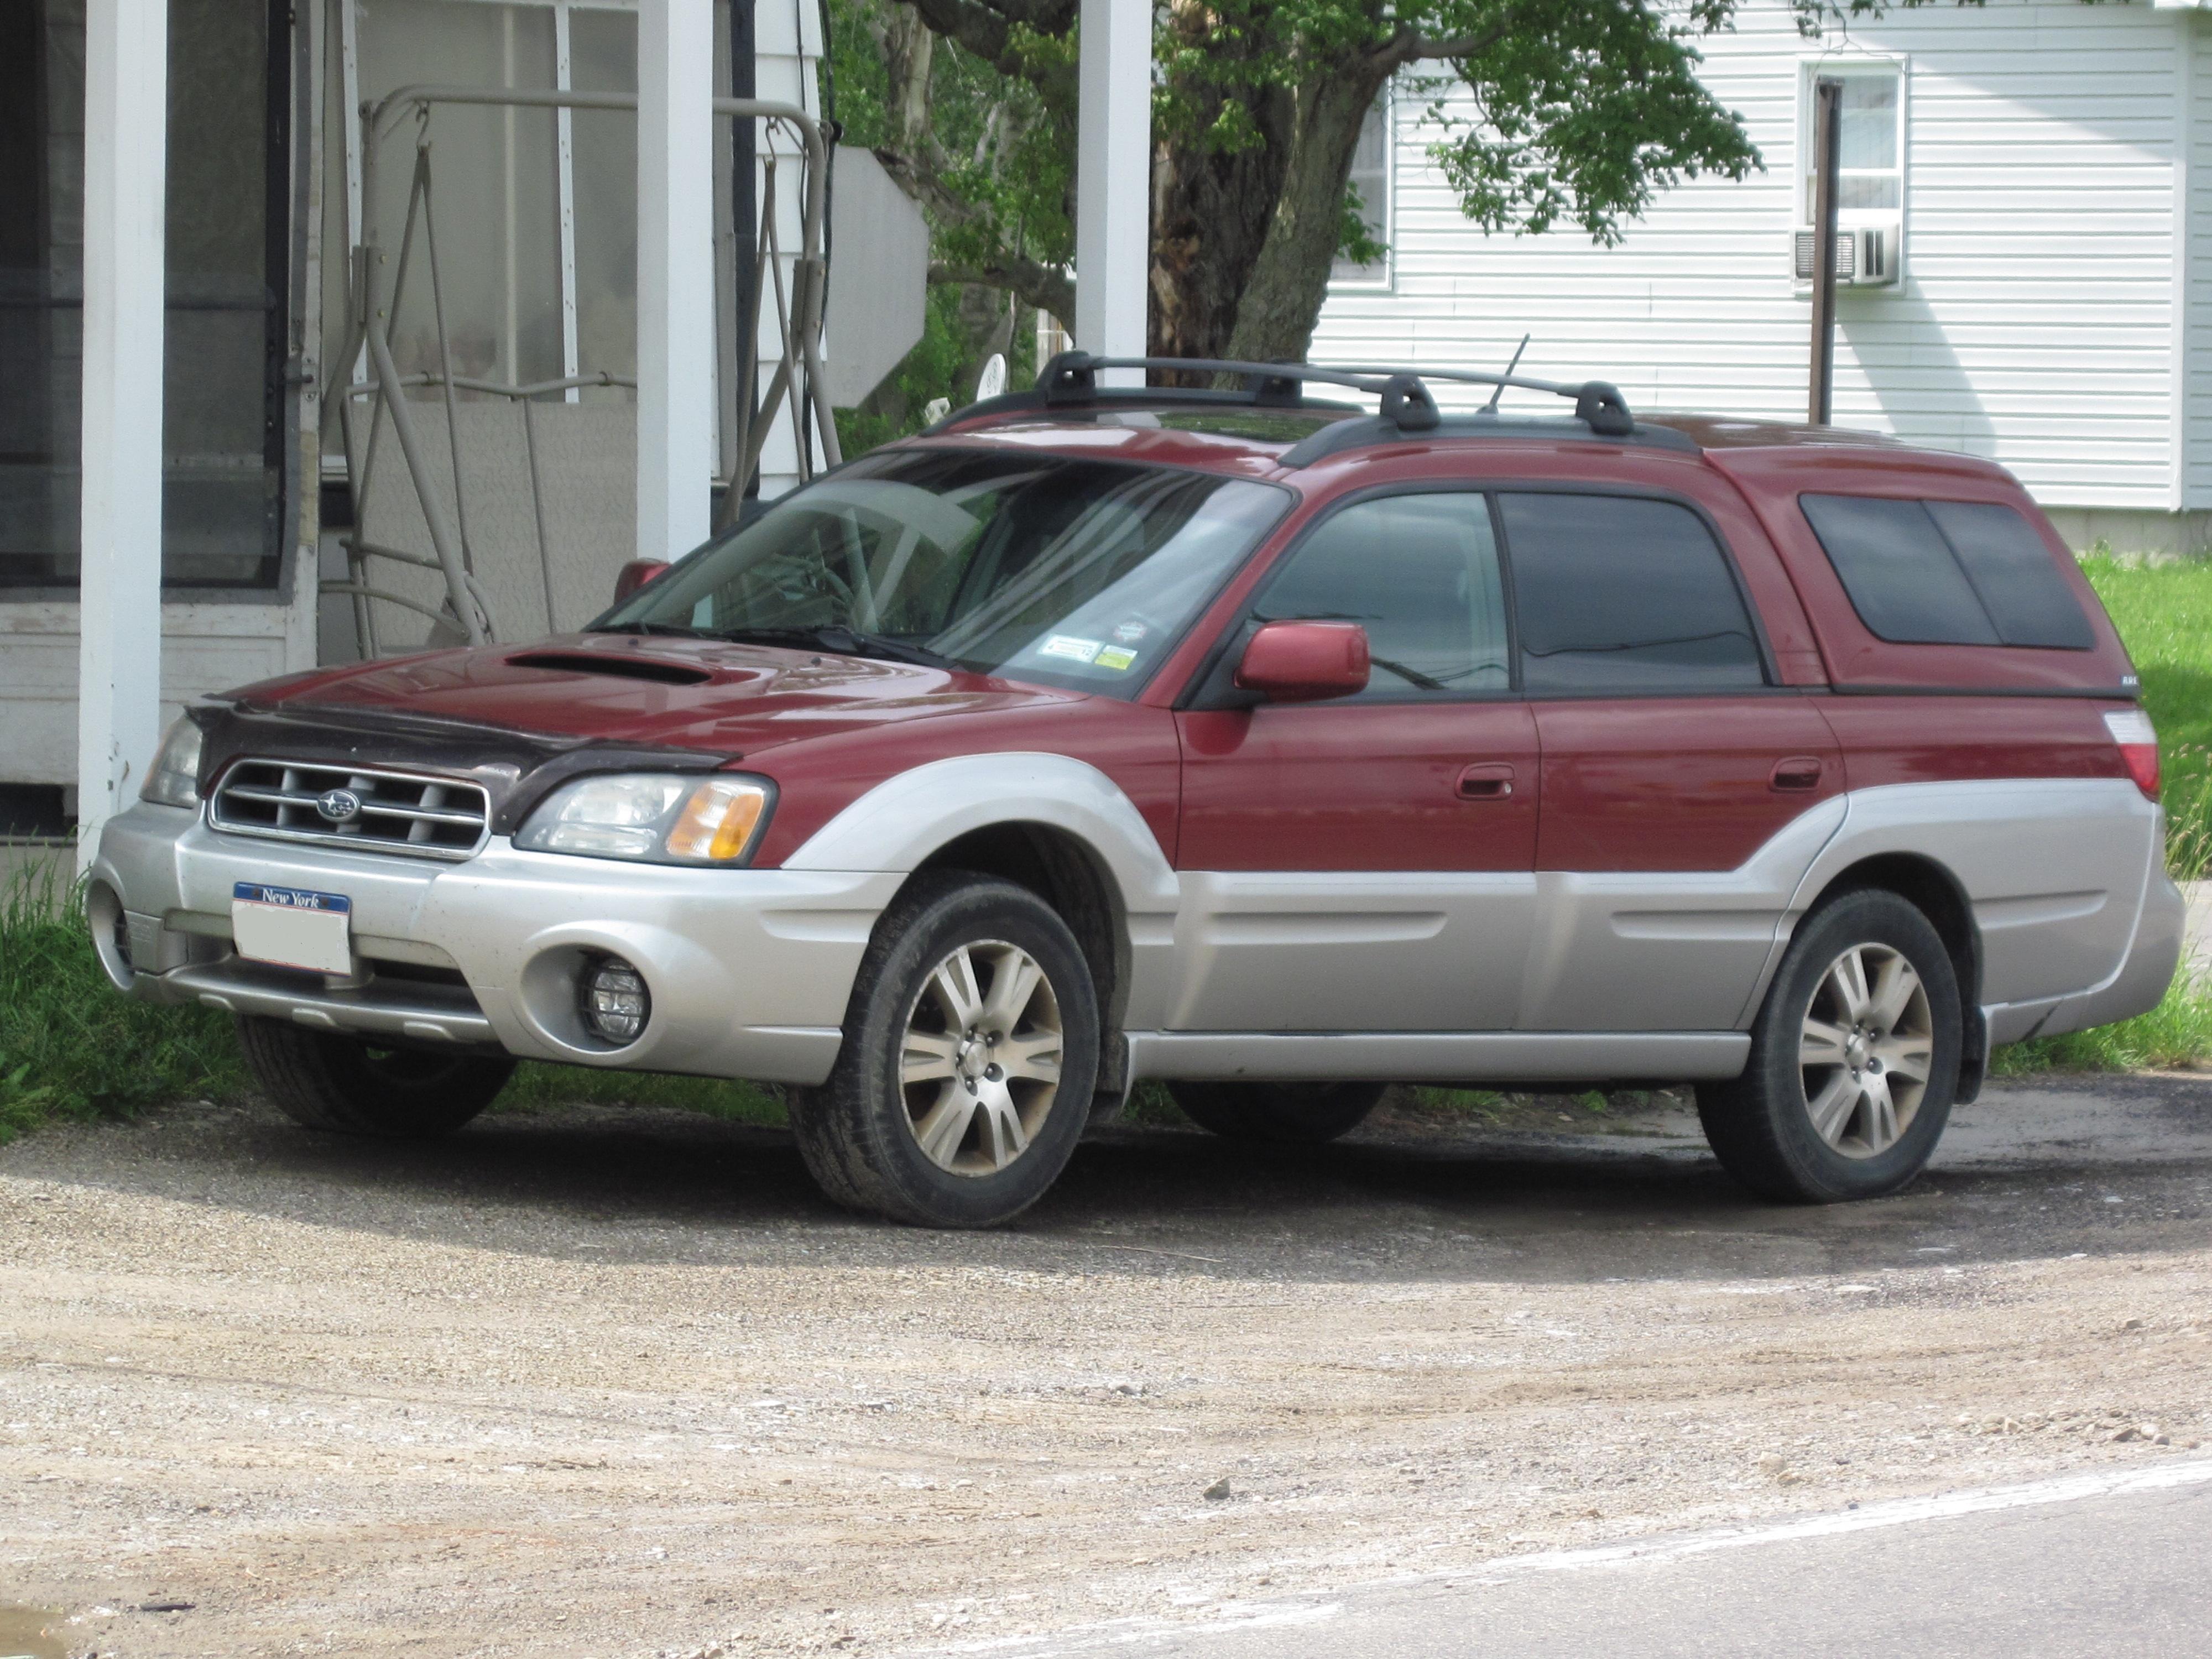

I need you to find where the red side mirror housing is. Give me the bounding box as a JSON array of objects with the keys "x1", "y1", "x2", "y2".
[
  {"x1": 1234, "y1": 620, "x2": 1371, "y2": 703},
  {"x1": 613, "y1": 558, "x2": 670, "y2": 604}
]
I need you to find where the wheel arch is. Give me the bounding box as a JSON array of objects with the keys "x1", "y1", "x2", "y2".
[
  {"x1": 911, "y1": 820, "x2": 1133, "y2": 1067},
  {"x1": 1796, "y1": 852, "x2": 1987, "y2": 1101},
  {"x1": 781, "y1": 753, "x2": 1181, "y2": 1102}
]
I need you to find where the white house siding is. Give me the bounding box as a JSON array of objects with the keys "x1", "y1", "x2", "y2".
[
  {"x1": 1314, "y1": 0, "x2": 2200, "y2": 545},
  {"x1": 2, "y1": 596, "x2": 317, "y2": 792},
  {"x1": 2188, "y1": 8, "x2": 2212, "y2": 514}
]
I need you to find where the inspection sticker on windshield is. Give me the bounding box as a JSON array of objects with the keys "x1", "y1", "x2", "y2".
[
  {"x1": 1040, "y1": 635, "x2": 1102, "y2": 663},
  {"x1": 231, "y1": 882, "x2": 352, "y2": 975},
  {"x1": 1094, "y1": 646, "x2": 1138, "y2": 671}
]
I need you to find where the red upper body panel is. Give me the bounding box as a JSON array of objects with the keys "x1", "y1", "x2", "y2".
[
  {"x1": 1701, "y1": 442, "x2": 2137, "y2": 694},
  {"x1": 222, "y1": 403, "x2": 2146, "y2": 874}
]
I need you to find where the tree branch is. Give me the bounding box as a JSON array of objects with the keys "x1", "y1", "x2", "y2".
[
  {"x1": 875, "y1": 144, "x2": 985, "y2": 231},
  {"x1": 894, "y1": 0, "x2": 1077, "y2": 101},
  {"x1": 1392, "y1": 21, "x2": 1512, "y2": 67},
  {"x1": 930, "y1": 259, "x2": 1074, "y2": 324},
  {"x1": 875, "y1": 142, "x2": 1073, "y2": 318}
]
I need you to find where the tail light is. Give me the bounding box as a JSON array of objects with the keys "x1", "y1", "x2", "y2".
[{"x1": 2104, "y1": 708, "x2": 2161, "y2": 800}]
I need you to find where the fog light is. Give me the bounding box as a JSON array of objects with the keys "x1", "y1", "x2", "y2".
[{"x1": 580, "y1": 956, "x2": 650, "y2": 1045}]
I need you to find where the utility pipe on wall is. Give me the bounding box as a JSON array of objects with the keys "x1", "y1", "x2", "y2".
[
  {"x1": 77, "y1": 0, "x2": 169, "y2": 870},
  {"x1": 1808, "y1": 75, "x2": 1842, "y2": 427}
]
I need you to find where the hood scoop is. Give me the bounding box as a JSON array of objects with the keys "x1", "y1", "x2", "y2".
[{"x1": 504, "y1": 650, "x2": 714, "y2": 686}]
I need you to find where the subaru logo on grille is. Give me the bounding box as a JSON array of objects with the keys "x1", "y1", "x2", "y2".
[{"x1": 315, "y1": 787, "x2": 364, "y2": 824}]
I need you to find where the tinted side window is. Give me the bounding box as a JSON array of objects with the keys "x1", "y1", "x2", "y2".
[
  {"x1": 1500, "y1": 493, "x2": 1766, "y2": 693},
  {"x1": 1922, "y1": 501, "x2": 2096, "y2": 649},
  {"x1": 1257, "y1": 493, "x2": 1509, "y2": 698},
  {"x1": 1799, "y1": 494, "x2": 2094, "y2": 650}
]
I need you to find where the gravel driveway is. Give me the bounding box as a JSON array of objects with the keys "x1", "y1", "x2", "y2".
[{"x1": 3, "y1": 1079, "x2": 2209, "y2": 1658}]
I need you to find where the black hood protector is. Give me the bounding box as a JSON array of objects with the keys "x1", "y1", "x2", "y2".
[{"x1": 190, "y1": 698, "x2": 733, "y2": 836}]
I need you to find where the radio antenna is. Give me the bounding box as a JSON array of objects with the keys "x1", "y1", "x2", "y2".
[{"x1": 1482, "y1": 335, "x2": 1532, "y2": 411}]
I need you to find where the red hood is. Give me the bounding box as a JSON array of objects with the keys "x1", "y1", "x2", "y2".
[{"x1": 239, "y1": 634, "x2": 1082, "y2": 755}]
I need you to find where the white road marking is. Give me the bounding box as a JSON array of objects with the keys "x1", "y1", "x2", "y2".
[
  {"x1": 943, "y1": 1457, "x2": 2212, "y2": 1658},
  {"x1": 1451, "y1": 1455, "x2": 2212, "y2": 1583}
]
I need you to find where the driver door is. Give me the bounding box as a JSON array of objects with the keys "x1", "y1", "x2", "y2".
[{"x1": 1171, "y1": 490, "x2": 1540, "y2": 1033}]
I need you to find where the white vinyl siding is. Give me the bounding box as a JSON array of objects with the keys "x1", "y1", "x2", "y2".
[
  {"x1": 1314, "y1": 0, "x2": 2195, "y2": 516},
  {"x1": 2188, "y1": 13, "x2": 2212, "y2": 509}
]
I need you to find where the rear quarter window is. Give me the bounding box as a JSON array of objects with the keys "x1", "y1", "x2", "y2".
[{"x1": 1798, "y1": 494, "x2": 2095, "y2": 650}]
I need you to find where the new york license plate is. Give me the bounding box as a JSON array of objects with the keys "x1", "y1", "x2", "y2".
[{"x1": 231, "y1": 883, "x2": 353, "y2": 974}]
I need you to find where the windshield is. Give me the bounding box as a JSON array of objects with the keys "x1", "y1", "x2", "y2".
[{"x1": 591, "y1": 448, "x2": 1289, "y2": 697}]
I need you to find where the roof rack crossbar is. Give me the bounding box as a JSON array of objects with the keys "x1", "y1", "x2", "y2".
[{"x1": 1032, "y1": 352, "x2": 1636, "y2": 438}]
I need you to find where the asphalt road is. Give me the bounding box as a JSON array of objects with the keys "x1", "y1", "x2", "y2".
[{"x1": 984, "y1": 1462, "x2": 2212, "y2": 1658}]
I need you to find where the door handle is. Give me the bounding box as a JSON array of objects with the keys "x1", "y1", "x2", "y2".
[
  {"x1": 1770, "y1": 756, "x2": 1824, "y2": 792},
  {"x1": 1457, "y1": 762, "x2": 1516, "y2": 800}
]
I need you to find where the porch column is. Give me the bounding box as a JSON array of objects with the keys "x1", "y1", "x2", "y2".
[
  {"x1": 77, "y1": 0, "x2": 169, "y2": 869},
  {"x1": 1075, "y1": 0, "x2": 1149, "y2": 382},
  {"x1": 636, "y1": 0, "x2": 716, "y2": 559}
]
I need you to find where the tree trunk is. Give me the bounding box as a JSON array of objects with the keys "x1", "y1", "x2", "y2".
[
  {"x1": 952, "y1": 280, "x2": 1018, "y2": 400},
  {"x1": 884, "y1": 8, "x2": 935, "y2": 152},
  {"x1": 1147, "y1": 92, "x2": 1292, "y2": 366},
  {"x1": 1222, "y1": 67, "x2": 1386, "y2": 363}
]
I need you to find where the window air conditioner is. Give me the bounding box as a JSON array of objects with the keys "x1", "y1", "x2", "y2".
[{"x1": 1792, "y1": 225, "x2": 1899, "y2": 288}]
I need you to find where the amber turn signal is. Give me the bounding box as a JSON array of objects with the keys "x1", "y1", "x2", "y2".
[{"x1": 664, "y1": 778, "x2": 769, "y2": 861}]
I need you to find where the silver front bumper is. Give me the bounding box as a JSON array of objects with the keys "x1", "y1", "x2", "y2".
[{"x1": 90, "y1": 802, "x2": 902, "y2": 1084}]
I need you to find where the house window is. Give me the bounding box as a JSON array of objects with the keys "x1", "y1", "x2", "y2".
[
  {"x1": 1330, "y1": 95, "x2": 1391, "y2": 288},
  {"x1": 1801, "y1": 61, "x2": 1906, "y2": 223}
]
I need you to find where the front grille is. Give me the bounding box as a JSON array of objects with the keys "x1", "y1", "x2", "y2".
[{"x1": 210, "y1": 760, "x2": 491, "y2": 860}]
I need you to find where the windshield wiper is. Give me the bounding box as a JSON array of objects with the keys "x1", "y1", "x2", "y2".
[
  {"x1": 708, "y1": 624, "x2": 957, "y2": 670},
  {"x1": 602, "y1": 620, "x2": 722, "y2": 639},
  {"x1": 604, "y1": 618, "x2": 956, "y2": 669}
]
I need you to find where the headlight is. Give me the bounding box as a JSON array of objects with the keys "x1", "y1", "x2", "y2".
[
  {"x1": 141, "y1": 717, "x2": 204, "y2": 809},
  {"x1": 514, "y1": 773, "x2": 773, "y2": 864}
]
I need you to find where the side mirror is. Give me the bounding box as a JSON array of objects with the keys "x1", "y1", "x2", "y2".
[
  {"x1": 613, "y1": 558, "x2": 670, "y2": 604},
  {"x1": 1234, "y1": 620, "x2": 1370, "y2": 703}
]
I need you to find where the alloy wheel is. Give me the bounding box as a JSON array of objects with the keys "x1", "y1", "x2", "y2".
[
  {"x1": 898, "y1": 939, "x2": 1065, "y2": 1176},
  {"x1": 1797, "y1": 942, "x2": 1935, "y2": 1159}
]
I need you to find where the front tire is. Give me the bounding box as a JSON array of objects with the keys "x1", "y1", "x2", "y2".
[
  {"x1": 1167, "y1": 1081, "x2": 1386, "y2": 1145},
  {"x1": 236, "y1": 1016, "x2": 513, "y2": 1138},
  {"x1": 788, "y1": 872, "x2": 1099, "y2": 1228},
  {"x1": 1697, "y1": 888, "x2": 1962, "y2": 1203}
]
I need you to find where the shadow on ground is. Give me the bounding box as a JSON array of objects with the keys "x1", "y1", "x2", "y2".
[{"x1": 5, "y1": 1073, "x2": 2209, "y2": 1290}]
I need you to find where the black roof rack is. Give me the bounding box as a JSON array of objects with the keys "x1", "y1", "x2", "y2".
[{"x1": 1013, "y1": 352, "x2": 1640, "y2": 437}]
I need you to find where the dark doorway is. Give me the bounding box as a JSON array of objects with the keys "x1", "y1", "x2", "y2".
[{"x1": 0, "y1": 0, "x2": 290, "y2": 591}]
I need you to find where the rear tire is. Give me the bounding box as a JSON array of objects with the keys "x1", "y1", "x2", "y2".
[
  {"x1": 236, "y1": 1016, "x2": 513, "y2": 1138},
  {"x1": 1167, "y1": 1080, "x2": 1386, "y2": 1145},
  {"x1": 1697, "y1": 888, "x2": 1961, "y2": 1203},
  {"x1": 787, "y1": 872, "x2": 1099, "y2": 1228}
]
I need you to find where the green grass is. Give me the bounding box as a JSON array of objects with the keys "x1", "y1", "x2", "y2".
[
  {"x1": 1992, "y1": 971, "x2": 2212, "y2": 1077},
  {"x1": 2079, "y1": 552, "x2": 2212, "y2": 880},
  {"x1": 0, "y1": 853, "x2": 249, "y2": 1141},
  {"x1": 497, "y1": 1063, "x2": 785, "y2": 1125},
  {"x1": 1988, "y1": 551, "x2": 2212, "y2": 1072}
]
